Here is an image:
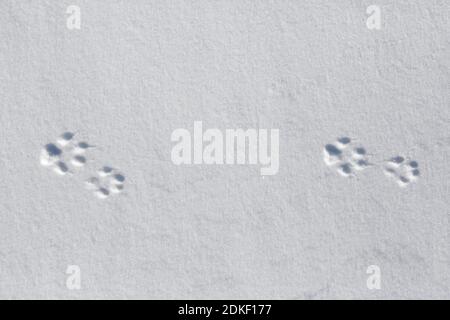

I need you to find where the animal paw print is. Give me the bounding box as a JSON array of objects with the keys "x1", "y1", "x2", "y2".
[
  {"x1": 85, "y1": 166, "x2": 126, "y2": 199},
  {"x1": 40, "y1": 132, "x2": 92, "y2": 176},
  {"x1": 323, "y1": 137, "x2": 370, "y2": 177},
  {"x1": 383, "y1": 156, "x2": 420, "y2": 187}
]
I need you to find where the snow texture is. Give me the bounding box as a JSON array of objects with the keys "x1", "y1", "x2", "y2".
[{"x1": 0, "y1": 0, "x2": 449, "y2": 299}]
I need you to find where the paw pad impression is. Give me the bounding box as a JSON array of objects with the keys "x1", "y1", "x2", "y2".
[
  {"x1": 323, "y1": 137, "x2": 370, "y2": 177},
  {"x1": 85, "y1": 166, "x2": 126, "y2": 199},
  {"x1": 383, "y1": 156, "x2": 420, "y2": 187},
  {"x1": 40, "y1": 132, "x2": 90, "y2": 176}
]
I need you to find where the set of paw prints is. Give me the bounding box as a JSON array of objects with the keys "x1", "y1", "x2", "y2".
[
  {"x1": 40, "y1": 132, "x2": 126, "y2": 199},
  {"x1": 323, "y1": 137, "x2": 420, "y2": 188}
]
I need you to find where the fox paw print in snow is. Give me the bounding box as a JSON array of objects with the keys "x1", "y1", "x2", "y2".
[
  {"x1": 383, "y1": 156, "x2": 420, "y2": 187},
  {"x1": 85, "y1": 166, "x2": 126, "y2": 199},
  {"x1": 323, "y1": 137, "x2": 371, "y2": 177},
  {"x1": 40, "y1": 132, "x2": 92, "y2": 176}
]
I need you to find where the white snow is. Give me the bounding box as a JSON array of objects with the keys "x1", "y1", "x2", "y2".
[{"x1": 0, "y1": 1, "x2": 448, "y2": 299}]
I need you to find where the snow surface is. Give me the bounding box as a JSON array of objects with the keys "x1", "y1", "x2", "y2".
[{"x1": 0, "y1": 0, "x2": 449, "y2": 299}]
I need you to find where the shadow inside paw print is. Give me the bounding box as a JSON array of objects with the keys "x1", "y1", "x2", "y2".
[
  {"x1": 323, "y1": 137, "x2": 371, "y2": 177},
  {"x1": 40, "y1": 132, "x2": 91, "y2": 176},
  {"x1": 383, "y1": 156, "x2": 420, "y2": 187},
  {"x1": 85, "y1": 166, "x2": 126, "y2": 199}
]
